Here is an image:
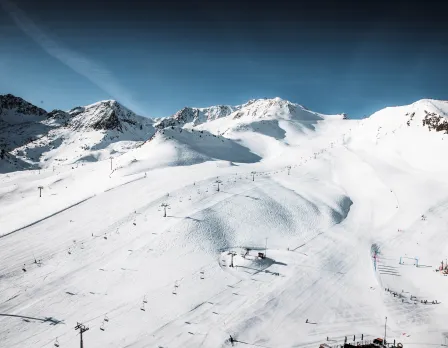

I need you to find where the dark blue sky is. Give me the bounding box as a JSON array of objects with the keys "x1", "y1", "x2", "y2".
[{"x1": 0, "y1": 0, "x2": 447, "y2": 118}]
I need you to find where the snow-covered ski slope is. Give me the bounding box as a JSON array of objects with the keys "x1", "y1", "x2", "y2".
[{"x1": 1, "y1": 98, "x2": 448, "y2": 347}]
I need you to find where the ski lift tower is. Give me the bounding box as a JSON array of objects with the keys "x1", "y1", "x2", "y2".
[
  {"x1": 160, "y1": 203, "x2": 170, "y2": 217},
  {"x1": 215, "y1": 179, "x2": 222, "y2": 192},
  {"x1": 75, "y1": 322, "x2": 89, "y2": 348},
  {"x1": 228, "y1": 251, "x2": 237, "y2": 267}
]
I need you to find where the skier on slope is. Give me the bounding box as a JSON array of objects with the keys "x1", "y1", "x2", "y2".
[{"x1": 229, "y1": 335, "x2": 235, "y2": 346}]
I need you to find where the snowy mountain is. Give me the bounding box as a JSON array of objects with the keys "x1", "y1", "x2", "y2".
[
  {"x1": 2, "y1": 95, "x2": 448, "y2": 347},
  {"x1": 154, "y1": 104, "x2": 238, "y2": 128},
  {"x1": 66, "y1": 100, "x2": 151, "y2": 132},
  {"x1": 0, "y1": 95, "x2": 156, "y2": 172},
  {"x1": 0, "y1": 93, "x2": 47, "y2": 124},
  {"x1": 0, "y1": 95, "x2": 345, "y2": 173},
  {"x1": 0, "y1": 94, "x2": 49, "y2": 152},
  {"x1": 0, "y1": 94, "x2": 52, "y2": 172},
  {"x1": 154, "y1": 97, "x2": 328, "y2": 130},
  {"x1": 111, "y1": 97, "x2": 346, "y2": 172},
  {"x1": 350, "y1": 98, "x2": 448, "y2": 172}
]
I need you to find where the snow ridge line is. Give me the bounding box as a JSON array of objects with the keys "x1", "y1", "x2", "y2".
[{"x1": 0, "y1": 195, "x2": 95, "y2": 239}]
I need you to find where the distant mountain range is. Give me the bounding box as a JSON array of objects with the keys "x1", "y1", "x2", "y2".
[{"x1": 1, "y1": 93, "x2": 447, "y2": 173}]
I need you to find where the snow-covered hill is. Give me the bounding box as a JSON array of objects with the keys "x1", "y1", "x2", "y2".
[
  {"x1": 351, "y1": 99, "x2": 448, "y2": 172},
  {"x1": 148, "y1": 97, "x2": 347, "y2": 166},
  {"x1": 1, "y1": 96, "x2": 448, "y2": 348}
]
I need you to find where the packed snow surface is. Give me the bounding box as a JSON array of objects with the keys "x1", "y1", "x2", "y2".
[{"x1": 1, "y1": 97, "x2": 448, "y2": 347}]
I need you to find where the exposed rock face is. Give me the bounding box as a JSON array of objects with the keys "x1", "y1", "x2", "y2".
[
  {"x1": 422, "y1": 110, "x2": 448, "y2": 133},
  {"x1": 67, "y1": 100, "x2": 145, "y2": 132},
  {"x1": 0, "y1": 94, "x2": 47, "y2": 120},
  {"x1": 154, "y1": 98, "x2": 322, "y2": 129},
  {"x1": 0, "y1": 95, "x2": 156, "y2": 172},
  {"x1": 91, "y1": 109, "x2": 122, "y2": 131},
  {"x1": 155, "y1": 105, "x2": 236, "y2": 129},
  {"x1": 47, "y1": 109, "x2": 69, "y2": 119}
]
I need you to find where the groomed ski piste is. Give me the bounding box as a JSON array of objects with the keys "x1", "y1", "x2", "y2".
[{"x1": 1, "y1": 98, "x2": 448, "y2": 347}]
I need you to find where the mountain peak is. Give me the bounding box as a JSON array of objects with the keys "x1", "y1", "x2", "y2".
[
  {"x1": 67, "y1": 99, "x2": 144, "y2": 131},
  {"x1": 86, "y1": 99, "x2": 120, "y2": 109},
  {"x1": 154, "y1": 97, "x2": 313, "y2": 129},
  {"x1": 155, "y1": 104, "x2": 237, "y2": 129},
  {"x1": 0, "y1": 94, "x2": 47, "y2": 123}
]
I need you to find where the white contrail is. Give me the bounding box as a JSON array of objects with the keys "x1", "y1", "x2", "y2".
[{"x1": 0, "y1": 0, "x2": 145, "y2": 115}]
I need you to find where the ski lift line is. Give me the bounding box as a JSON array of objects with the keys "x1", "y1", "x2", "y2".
[
  {"x1": 4, "y1": 181, "x2": 183, "y2": 273},
  {"x1": 34, "y1": 185, "x2": 175, "y2": 264},
  {"x1": 1, "y1": 194, "x2": 96, "y2": 240},
  {"x1": 73, "y1": 305, "x2": 126, "y2": 327},
  {"x1": 35, "y1": 318, "x2": 95, "y2": 348},
  {"x1": 19, "y1": 163, "x2": 313, "y2": 346},
  {"x1": 37, "y1": 303, "x2": 132, "y2": 348},
  {"x1": 147, "y1": 278, "x2": 244, "y2": 339}
]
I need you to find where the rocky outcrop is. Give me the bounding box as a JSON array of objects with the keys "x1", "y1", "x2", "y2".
[
  {"x1": 422, "y1": 110, "x2": 448, "y2": 133},
  {"x1": 0, "y1": 94, "x2": 47, "y2": 121},
  {"x1": 155, "y1": 105, "x2": 236, "y2": 129}
]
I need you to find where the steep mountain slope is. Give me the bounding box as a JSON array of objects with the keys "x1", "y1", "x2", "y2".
[
  {"x1": 0, "y1": 94, "x2": 50, "y2": 153},
  {"x1": 101, "y1": 97, "x2": 349, "y2": 181},
  {"x1": 27, "y1": 100, "x2": 156, "y2": 166},
  {"x1": 1, "y1": 95, "x2": 347, "y2": 173},
  {"x1": 154, "y1": 97, "x2": 333, "y2": 131},
  {"x1": 194, "y1": 97, "x2": 347, "y2": 161},
  {"x1": 0, "y1": 95, "x2": 156, "y2": 171},
  {"x1": 351, "y1": 99, "x2": 448, "y2": 172},
  {"x1": 0, "y1": 94, "x2": 47, "y2": 124},
  {"x1": 154, "y1": 104, "x2": 238, "y2": 128}
]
